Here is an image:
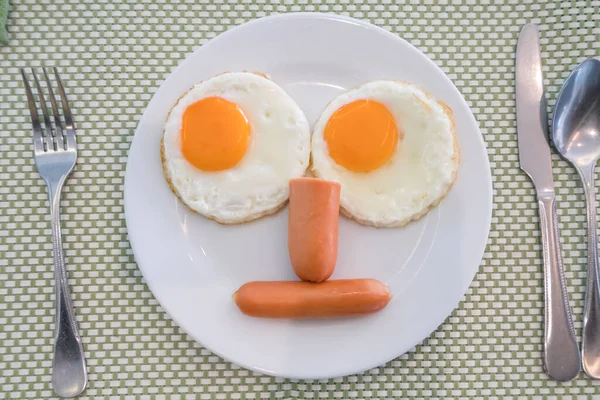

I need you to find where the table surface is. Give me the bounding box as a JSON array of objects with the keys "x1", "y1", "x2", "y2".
[{"x1": 1, "y1": 1, "x2": 600, "y2": 399}]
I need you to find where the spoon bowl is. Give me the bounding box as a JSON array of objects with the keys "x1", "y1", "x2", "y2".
[{"x1": 553, "y1": 59, "x2": 600, "y2": 167}]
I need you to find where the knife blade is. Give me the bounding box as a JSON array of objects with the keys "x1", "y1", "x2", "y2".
[
  {"x1": 516, "y1": 23, "x2": 553, "y2": 191},
  {"x1": 515, "y1": 23, "x2": 580, "y2": 382}
]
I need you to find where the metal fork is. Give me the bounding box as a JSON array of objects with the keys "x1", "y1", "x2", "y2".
[{"x1": 21, "y1": 68, "x2": 87, "y2": 398}]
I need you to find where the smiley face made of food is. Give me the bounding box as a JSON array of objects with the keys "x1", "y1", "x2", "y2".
[
  {"x1": 161, "y1": 72, "x2": 311, "y2": 224},
  {"x1": 311, "y1": 80, "x2": 460, "y2": 228}
]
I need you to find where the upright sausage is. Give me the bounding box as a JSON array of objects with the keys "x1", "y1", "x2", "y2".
[
  {"x1": 288, "y1": 178, "x2": 341, "y2": 282},
  {"x1": 233, "y1": 279, "x2": 391, "y2": 318}
]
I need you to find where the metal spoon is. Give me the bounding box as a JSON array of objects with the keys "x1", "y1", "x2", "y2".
[{"x1": 552, "y1": 58, "x2": 600, "y2": 379}]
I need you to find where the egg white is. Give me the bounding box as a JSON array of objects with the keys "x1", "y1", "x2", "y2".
[
  {"x1": 311, "y1": 81, "x2": 459, "y2": 228},
  {"x1": 162, "y1": 72, "x2": 310, "y2": 224}
]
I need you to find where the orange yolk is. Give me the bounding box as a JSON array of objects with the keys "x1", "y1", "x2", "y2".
[
  {"x1": 181, "y1": 97, "x2": 250, "y2": 171},
  {"x1": 324, "y1": 100, "x2": 399, "y2": 172}
]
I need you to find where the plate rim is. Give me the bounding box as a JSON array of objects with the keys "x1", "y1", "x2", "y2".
[{"x1": 124, "y1": 12, "x2": 493, "y2": 379}]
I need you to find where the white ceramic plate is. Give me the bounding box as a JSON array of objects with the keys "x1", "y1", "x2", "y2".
[{"x1": 125, "y1": 13, "x2": 492, "y2": 379}]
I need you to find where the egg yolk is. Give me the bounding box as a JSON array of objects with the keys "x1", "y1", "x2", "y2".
[
  {"x1": 181, "y1": 97, "x2": 250, "y2": 171},
  {"x1": 324, "y1": 100, "x2": 399, "y2": 172}
]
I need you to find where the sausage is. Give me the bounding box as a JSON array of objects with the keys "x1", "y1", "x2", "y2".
[
  {"x1": 288, "y1": 178, "x2": 341, "y2": 282},
  {"x1": 233, "y1": 279, "x2": 392, "y2": 318}
]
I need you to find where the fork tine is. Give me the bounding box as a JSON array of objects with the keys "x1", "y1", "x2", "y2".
[
  {"x1": 53, "y1": 67, "x2": 74, "y2": 128},
  {"x1": 43, "y1": 67, "x2": 66, "y2": 150},
  {"x1": 21, "y1": 69, "x2": 39, "y2": 122},
  {"x1": 53, "y1": 67, "x2": 76, "y2": 150},
  {"x1": 20, "y1": 68, "x2": 45, "y2": 153},
  {"x1": 32, "y1": 69, "x2": 56, "y2": 151}
]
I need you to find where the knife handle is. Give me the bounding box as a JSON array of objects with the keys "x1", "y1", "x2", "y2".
[{"x1": 537, "y1": 192, "x2": 580, "y2": 381}]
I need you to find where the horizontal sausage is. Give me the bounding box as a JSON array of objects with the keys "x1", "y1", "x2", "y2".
[
  {"x1": 288, "y1": 178, "x2": 341, "y2": 282},
  {"x1": 233, "y1": 279, "x2": 391, "y2": 319}
]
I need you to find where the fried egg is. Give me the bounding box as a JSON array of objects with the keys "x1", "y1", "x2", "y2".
[
  {"x1": 161, "y1": 72, "x2": 310, "y2": 224},
  {"x1": 311, "y1": 81, "x2": 459, "y2": 228}
]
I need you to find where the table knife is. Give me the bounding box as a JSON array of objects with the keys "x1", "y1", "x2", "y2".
[{"x1": 515, "y1": 23, "x2": 580, "y2": 382}]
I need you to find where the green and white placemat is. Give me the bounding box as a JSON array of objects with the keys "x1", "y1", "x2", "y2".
[{"x1": 1, "y1": 1, "x2": 600, "y2": 398}]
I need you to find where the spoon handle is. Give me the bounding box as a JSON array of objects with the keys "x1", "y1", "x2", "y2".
[
  {"x1": 581, "y1": 165, "x2": 600, "y2": 379},
  {"x1": 538, "y1": 192, "x2": 580, "y2": 381}
]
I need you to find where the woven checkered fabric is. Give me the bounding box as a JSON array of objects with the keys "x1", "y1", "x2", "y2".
[{"x1": 1, "y1": 1, "x2": 600, "y2": 398}]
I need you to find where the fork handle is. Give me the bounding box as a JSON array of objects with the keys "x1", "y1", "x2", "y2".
[
  {"x1": 537, "y1": 192, "x2": 580, "y2": 382},
  {"x1": 46, "y1": 179, "x2": 87, "y2": 398}
]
